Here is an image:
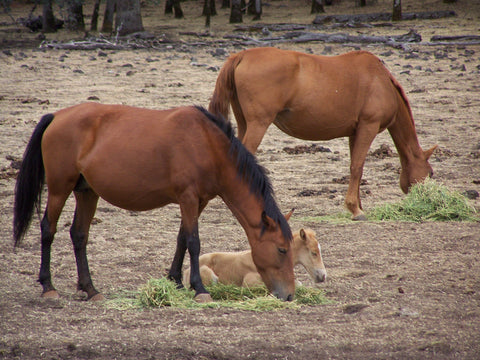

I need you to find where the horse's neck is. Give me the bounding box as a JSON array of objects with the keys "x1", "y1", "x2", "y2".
[
  {"x1": 388, "y1": 102, "x2": 423, "y2": 166},
  {"x1": 219, "y1": 168, "x2": 264, "y2": 243}
]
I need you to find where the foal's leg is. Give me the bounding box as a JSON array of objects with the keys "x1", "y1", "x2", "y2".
[
  {"x1": 199, "y1": 265, "x2": 219, "y2": 286},
  {"x1": 242, "y1": 272, "x2": 263, "y2": 288},
  {"x1": 70, "y1": 190, "x2": 102, "y2": 300},
  {"x1": 346, "y1": 123, "x2": 379, "y2": 220}
]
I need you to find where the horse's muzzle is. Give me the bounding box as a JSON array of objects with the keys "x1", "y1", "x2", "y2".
[
  {"x1": 315, "y1": 269, "x2": 327, "y2": 283},
  {"x1": 272, "y1": 288, "x2": 295, "y2": 302}
]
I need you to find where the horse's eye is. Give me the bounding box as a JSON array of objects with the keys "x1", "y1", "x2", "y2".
[
  {"x1": 278, "y1": 248, "x2": 287, "y2": 255},
  {"x1": 311, "y1": 252, "x2": 318, "y2": 257}
]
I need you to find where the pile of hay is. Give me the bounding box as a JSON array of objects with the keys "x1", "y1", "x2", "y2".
[
  {"x1": 370, "y1": 179, "x2": 478, "y2": 222},
  {"x1": 107, "y1": 277, "x2": 329, "y2": 311}
]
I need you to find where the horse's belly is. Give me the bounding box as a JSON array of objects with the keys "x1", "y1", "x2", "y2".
[
  {"x1": 81, "y1": 163, "x2": 177, "y2": 211},
  {"x1": 93, "y1": 183, "x2": 175, "y2": 211},
  {"x1": 274, "y1": 112, "x2": 355, "y2": 141}
]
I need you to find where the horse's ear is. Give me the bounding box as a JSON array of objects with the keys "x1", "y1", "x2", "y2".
[
  {"x1": 261, "y1": 211, "x2": 277, "y2": 230},
  {"x1": 284, "y1": 208, "x2": 295, "y2": 221},
  {"x1": 300, "y1": 228, "x2": 307, "y2": 241},
  {"x1": 424, "y1": 145, "x2": 438, "y2": 159}
]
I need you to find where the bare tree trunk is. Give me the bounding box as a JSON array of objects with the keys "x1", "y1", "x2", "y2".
[
  {"x1": 248, "y1": 0, "x2": 262, "y2": 20},
  {"x1": 221, "y1": 0, "x2": 230, "y2": 9},
  {"x1": 165, "y1": 0, "x2": 173, "y2": 14},
  {"x1": 115, "y1": 0, "x2": 144, "y2": 36},
  {"x1": 203, "y1": 0, "x2": 217, "y2": 16},
  {"x1": 230, "y1": 0, "x2": 243, "y2": 23},
  {"x1": 167, "y1": 0, "x2": 184, "y2": 18},
  {"x1": 65, "y1": 0, "x2": 85, "y2": 31},
  {"x1": 311, "y1": 0, "x2": 325, "y2": 14},
  {"x1": 392, "y1": 0, "x2": 402, "y2": 21},
  {"x1": 91, "y1": 0, "x2": 101, "y2": 31},
  {"x1": 102, "y1": 0, "x2": 116, "y2": 33},
  {"x1": 42, "y1": 0, "x2": 56, "y2": 33}
]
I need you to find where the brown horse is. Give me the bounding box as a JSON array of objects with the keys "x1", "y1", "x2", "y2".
[
  {"x1": 209, "y1": 47, "x2": 437, "y2": 220},
  {"x1": 13, "y1": 103, "x2": 295, "y2": 302},
  {"x1": 183, "y1": 228, "x2": 326, "y2": 288}
]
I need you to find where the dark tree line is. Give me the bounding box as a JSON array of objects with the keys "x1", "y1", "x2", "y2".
[{"x1": 11, "y1": 0, "x2": 458, "y2": 35}]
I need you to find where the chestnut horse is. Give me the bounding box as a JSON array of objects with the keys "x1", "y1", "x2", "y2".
[
  {"x1": 209, "y1": 47, "x2": 437, "y2": 220},
  {"x1": 13, "y1": 103, "x2": 295, "y2": 302},
  {"x1": 183, "y1": 228, "x2": 327, "y2": 288}
]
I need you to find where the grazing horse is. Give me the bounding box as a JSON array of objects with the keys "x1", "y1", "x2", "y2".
[
  {"x1": 13, "y1": 103, "x2": 295, "y2": 302},
  {"x1": 183, "y1": 228, "x2": 327, "y2": 288},
  {"x1": 209, "y1": 47, "x2": 437, "y2": 220}
]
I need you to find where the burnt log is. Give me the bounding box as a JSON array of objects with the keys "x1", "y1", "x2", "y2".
[{"x1": 313, "y1": 10, "x2": 455, "y2": 24}]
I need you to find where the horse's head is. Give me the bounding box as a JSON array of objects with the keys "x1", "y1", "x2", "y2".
[
  {"x1": 293, "y1": 228, "x2": 327, "y2": 287},
  {"x1": 400, "y1": 145, "x2": 437, "y2": 194},
  {"x1": 250, "y1": 211, "x2": 295, "y2": 301}
]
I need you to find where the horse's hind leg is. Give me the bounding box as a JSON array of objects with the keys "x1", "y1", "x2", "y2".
[
  {"x1": 70, "y1": 189, "x2": 102, "y2": 300},
  {"x1": 38, "y1": 194, "x2": 70, "y2": 298},
  {"x1": 234, "y1": 101, "x2": 273, "y2": 154}
]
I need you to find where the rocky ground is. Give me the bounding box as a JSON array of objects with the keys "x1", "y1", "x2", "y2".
[{"x1": 1, "y1": 0, "x2": 479, "y2": 359}]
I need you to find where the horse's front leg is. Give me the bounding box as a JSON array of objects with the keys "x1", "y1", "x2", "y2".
[
  {"x1": 168, "y1": 222, "x2": 188, "y2": 288},
  {"x1": 170, "y1": 199, "x2": 211, "y2": 302},
  {"x1": 346, "y1": 124, "x2": 378, "y2": 221},
  {"x1": 185, "y1": 224, "x2": 212, "y2": 302}
]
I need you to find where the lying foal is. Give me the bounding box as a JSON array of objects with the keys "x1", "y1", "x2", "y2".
[{"x1": 183, "y1": 228, "x2": 326, "y2": 288}]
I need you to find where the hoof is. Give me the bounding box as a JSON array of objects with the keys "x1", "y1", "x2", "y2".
[
  {"x1": 352, "y1": 213, "x2": 367, "y2": 221},
  {"x1": 41, "y1": 290, "x2": 59, "y2": 299},
  {"x1": 89, "y1": 293, "x2": 106, "y2": 301},
  {"x1": 194, "y1": 293, "x2": 213, "y2": 303}
]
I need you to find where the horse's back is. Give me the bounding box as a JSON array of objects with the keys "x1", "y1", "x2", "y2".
[
  {"x1": 42, "y1": 104, "x2": 228, "y2": 211},
  {"x1": 232, "y1": 48, "x2": 400, "y2": 140}
]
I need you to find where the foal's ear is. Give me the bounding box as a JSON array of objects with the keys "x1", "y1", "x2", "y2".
[
  {"x1": 284, "y1": 208, "x2": 295, "y2": 221},
  {"x1": 424, "y1": 145, "x2": 438, "y2": 159},
  {"x1": 300, "y1": 228, "x2": 307, "y2": 241},
  {"x1": 261, "y1": 211, "x2": 277, "y2": 230}
]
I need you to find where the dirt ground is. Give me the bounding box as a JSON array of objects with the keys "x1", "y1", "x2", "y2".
[{"x1": 1, "y1": 0, "x2": 480, "y2": 359}]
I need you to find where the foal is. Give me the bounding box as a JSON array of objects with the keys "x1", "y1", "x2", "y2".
[{"x1": 184, "y1": 228, "x2": 326, "y2": 288}]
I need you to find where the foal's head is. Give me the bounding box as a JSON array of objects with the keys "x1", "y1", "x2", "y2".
[
  {"x1": 293, "y1": 228, "x2": 327, "y2": 286},
  {"x1": 400, "y1": 145, "x2": 437, "y2": 194},
  {"x1": 250, "y1": 210, "x2": 295, "y2": 301}
]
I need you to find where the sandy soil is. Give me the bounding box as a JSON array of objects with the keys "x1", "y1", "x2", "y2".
[{"x1": 1, "y1": 0, "x2": 480, "y2": 359}]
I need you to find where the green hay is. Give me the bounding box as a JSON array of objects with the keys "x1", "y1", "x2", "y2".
[
  {"x1": 369, "y1": 179, "x2": 478, "y2": 222},
  {"x1": 107, "y1": 277, "x2": 330, "y2": 311}
]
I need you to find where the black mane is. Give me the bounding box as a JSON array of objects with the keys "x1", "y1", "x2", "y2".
[{"x1": 195, "y1": 106, "x2": 292, "y2": 241}]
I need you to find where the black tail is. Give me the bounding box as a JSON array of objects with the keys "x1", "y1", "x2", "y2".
[{"x1": 13, "y1": 114, "x2": 54, "y2": 247}]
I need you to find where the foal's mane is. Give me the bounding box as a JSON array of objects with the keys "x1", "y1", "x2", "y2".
[{"x1": 195, "y1": 106, "x2": 292, "y2": 241}]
